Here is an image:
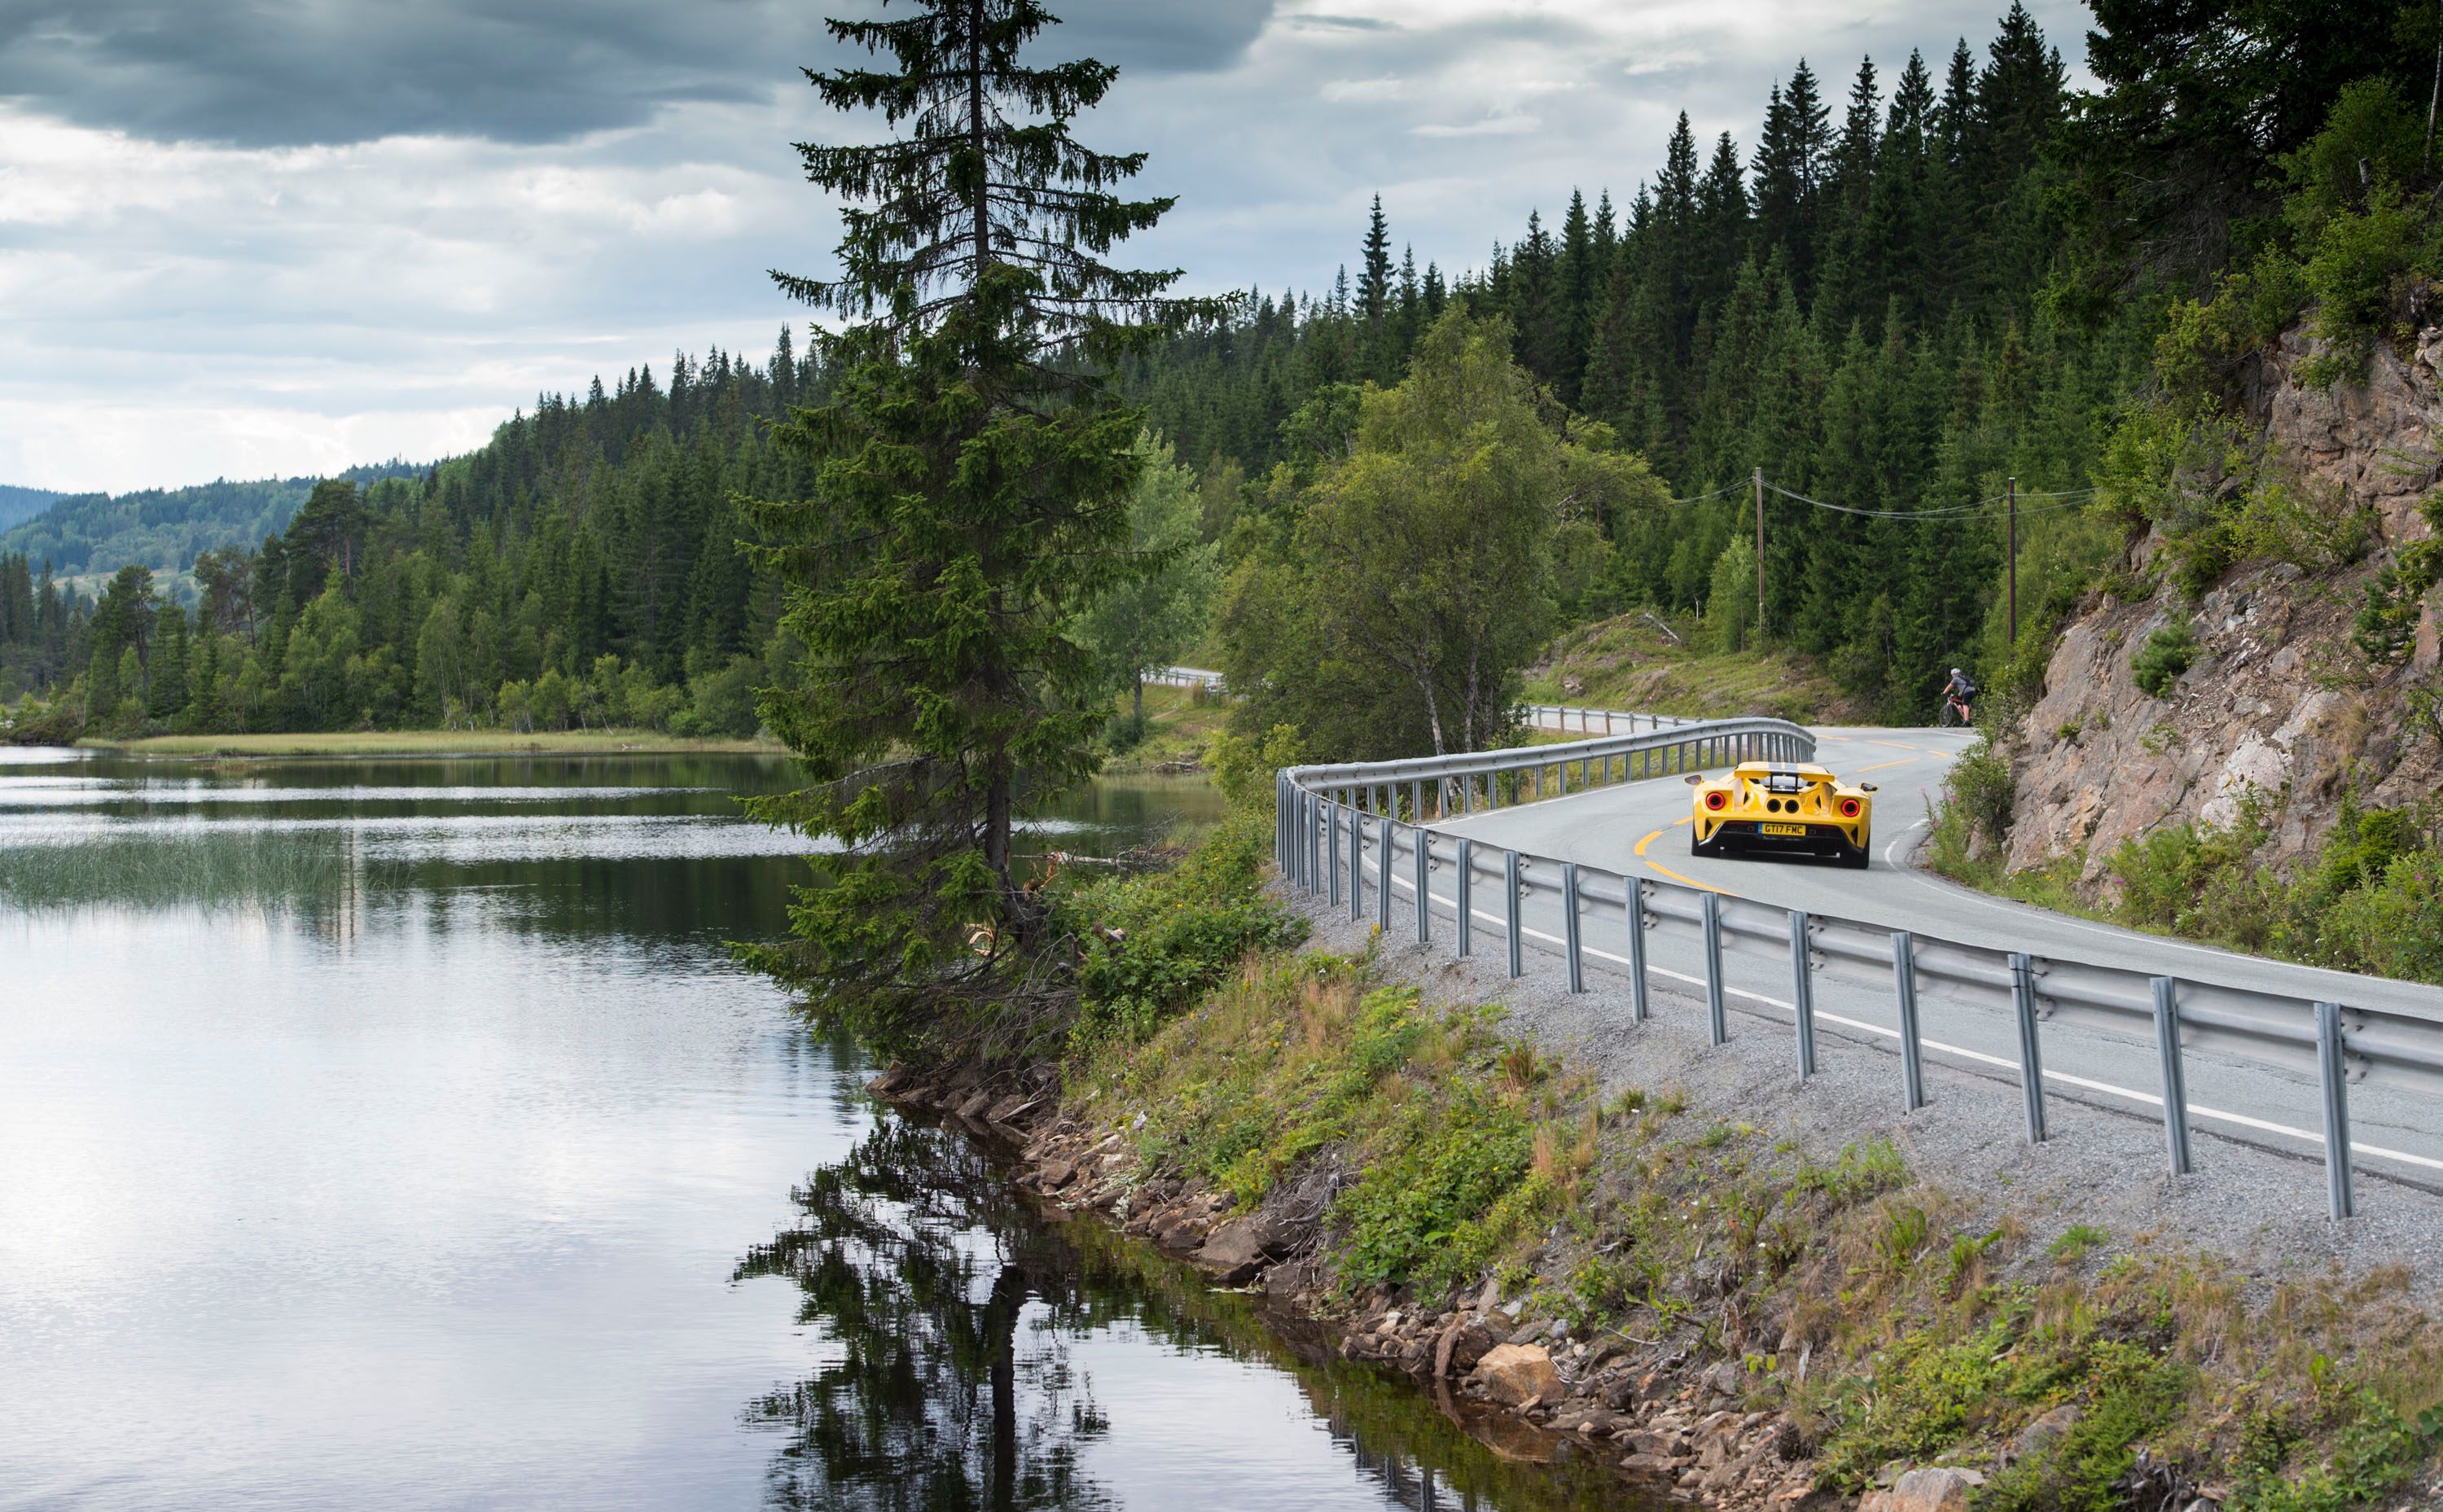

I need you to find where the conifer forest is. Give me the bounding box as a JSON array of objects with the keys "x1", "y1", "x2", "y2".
[{"x1": 2, "y1": 1, "x2": 2435, "y2": 748}]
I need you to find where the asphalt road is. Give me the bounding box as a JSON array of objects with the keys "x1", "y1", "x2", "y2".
[{"x1": 1390, "y1": 725, "x2": 2443, "y2": 1190}]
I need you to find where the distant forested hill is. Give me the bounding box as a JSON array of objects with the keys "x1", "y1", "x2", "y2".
[
  {"x1": 0, "y1": 486, "x2": 62, "y2": 532},
  {"x1": 0, "y1": 339, "x2": 823, "y2": 734},
  {"x1": 0, "y1": 462, "x2": 423, "y2": 579}
]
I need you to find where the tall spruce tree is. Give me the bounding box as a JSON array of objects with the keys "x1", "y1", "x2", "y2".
[{"x1": 741, "y1": 0, "x2": 1217, "y2": 1050}]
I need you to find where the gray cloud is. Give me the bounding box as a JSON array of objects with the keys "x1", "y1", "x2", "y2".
[{"x1": 0, "y1": 0, "x2": 1277, "y2": 147}]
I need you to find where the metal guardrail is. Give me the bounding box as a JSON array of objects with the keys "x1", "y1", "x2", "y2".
[
  {"x1": 1277, "y1": 712, "x2": 2436, "y2": 1222},
  {"x1": 1149, "y1": 668, "x2": 1689, "y2": 743},
  {"x1": 1521, "y1": 703, "x2": 1699, "y2": 736}
]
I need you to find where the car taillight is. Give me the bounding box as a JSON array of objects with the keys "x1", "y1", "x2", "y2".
[
  {"x1": 1840, "y1": 799, "x2": 1861, "y2": 818},
  {"x1": 1705, "y1": 791, "x2": 1726, "y2": 811}
]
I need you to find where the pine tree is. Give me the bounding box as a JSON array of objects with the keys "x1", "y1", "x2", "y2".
[
  {"x1": 741, "y1": 0, "x2": 1219, "y2": 1047},
  {"x1": 1556, "y1": 187, "x2": 1596, "y2": 405},
  {"x1": 1356, "y1": 194, "x2": 1393, "y2": 322}
]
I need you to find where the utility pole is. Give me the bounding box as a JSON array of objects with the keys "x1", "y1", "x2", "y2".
[
  {"x1": 2007, "y1": 475, "x2": 2018, "y2": 646},
  {"x1": 1752, "y1": 467, "x2": 1765, "y2": 646}
]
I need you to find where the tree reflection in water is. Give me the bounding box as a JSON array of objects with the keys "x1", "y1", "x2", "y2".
[
  {"x1": 739, "y1": 1107, "x2": 1648, "y2": 1512},
  {"x1": 735, "y1": 1114, "x2": 1112, "y2": 1510}
]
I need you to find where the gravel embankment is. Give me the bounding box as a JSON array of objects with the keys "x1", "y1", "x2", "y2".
[{"x1": 1287, "y1": 889, "x2": 2443, "y2": 1292}]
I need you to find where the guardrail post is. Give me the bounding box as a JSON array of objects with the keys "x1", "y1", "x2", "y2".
[
  {"x1": 2316, "y1": 1001, "x2": 2354, "y2": 1221},
  {"x1": 1893, "y1": 931, "x2": 1924, "y2": 1111},
  {"x1": 1306, "y1": 791, "x2": 1320, "y2": 892},
  {"x1": 1408, "y1": 779, "x2": 1422, "y2": 821},
  {"x1": 1291, "y1": 789, "x2": 1305, "y2": 891},
  {"x1": 1701, "y1": 892, "x2": 1727, "y2": 1045},
  {"x1": 1562, "y1": 864, "x2": 1584, "y2": 993},
  {"x1": 2011, "y1": 953, "x2": 2047, "y2": 1144},
  {"x1": 1327, "y1": 803, "x2": 1340, "y2": 906},
  {"x1": 1625, "y1": 877, "x2": 1650, "y2": 1022},
  {"x1": 1456, "y1": 838, "x2": 1473, "y2": 957},
  {"x1": 1349, "y1": 809, "x2": 1364, "y2": 922},
  {"x1": 1504, "y1": 851, "x2": 1523, "y2": 980},
  {"x1": 2151, "y1": 976, "x2": 2192, "y2": 1177},
  {"x1": 1789, "y1": 909, "x2": 1816, "y2": 1077},
  {"x1": 1414, "y1": 826, "x2": 1430, "y2": 944},
  {"x1": 1374, "y1": 818, "x2": 1395, "y2": 931},
  {"x1": 1558, "y1": 760, "x2": 1568, "y2": 795}
]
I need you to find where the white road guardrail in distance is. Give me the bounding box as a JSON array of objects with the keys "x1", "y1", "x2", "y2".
[
  {"x1": 1276, "y1": 712, "x2": 2424, "y2": 1223},
  {"x1": 1150, "y1": 667, "x2": 1687, "y2": 743}
]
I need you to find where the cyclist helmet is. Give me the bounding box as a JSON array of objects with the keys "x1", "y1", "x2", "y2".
[{"x1": 1950, "y1": 668, "x2": 1963, "y2": 677}]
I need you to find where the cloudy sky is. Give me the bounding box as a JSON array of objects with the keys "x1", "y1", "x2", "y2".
[{"x1": 0, "y1": 0, "x2": 2094, "y2": 495}]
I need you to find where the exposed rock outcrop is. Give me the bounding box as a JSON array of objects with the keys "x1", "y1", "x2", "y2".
[{"x1": 2003, "y1": 322, "x2": 2443, "y2": 880}]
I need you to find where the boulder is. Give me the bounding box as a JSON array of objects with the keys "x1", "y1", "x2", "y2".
[
  {"x1": 1860, "y1": 1466, "x2": 1987, "y2": 1512},
  {"x1": 1470, "y1": 1343, "x2": 1563, "y2": 1408},
  {"x1": 2013, "y1": 1404, "x2": 2081, "y2": 1462},
  {"x1": 1192, "y1": 1216, "x2": 1274, "y2": 1284}
]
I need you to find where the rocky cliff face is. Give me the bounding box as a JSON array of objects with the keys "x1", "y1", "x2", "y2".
[{"x1": 2003, "y1": 325, "x2": 2443, "y2": 880}]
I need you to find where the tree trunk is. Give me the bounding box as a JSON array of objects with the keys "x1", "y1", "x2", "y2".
[
  {"x1": 1132, "y1": 670, "x2": 1144, "y2": 722},
  {"x1": 985, "y1": 1261, "x2": 1026, "y2": 1510},
  {"x1": 969, "y1": 0, "x2": 989, "y2": 279}
]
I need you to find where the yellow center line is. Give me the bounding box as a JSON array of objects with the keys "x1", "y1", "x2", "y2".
[
  {"x1": 1643, "y1": 857, "x2": 1726, "y2": 893},
  {"x1": 1634, "y1": 824, "x2": 1726, "y2": 892},
  {"x1": 1854, "y1": 755, "x2": 1919, "y2": 772},
  {"x1": 1866, "y1": 739, "x2": 1923, "y2": 752}
]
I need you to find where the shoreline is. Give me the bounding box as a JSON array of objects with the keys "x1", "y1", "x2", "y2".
[
  {"x1": 61, "y1": 728, "x2": 788, "y2": 760},
  {"x1": 862, "y1": 1065, "x2": 1782, "y2": 1505}
]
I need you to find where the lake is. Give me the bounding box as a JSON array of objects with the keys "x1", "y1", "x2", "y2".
[{"x1": 0, "y1": 750, "x2": 1633, "y2": 1510}]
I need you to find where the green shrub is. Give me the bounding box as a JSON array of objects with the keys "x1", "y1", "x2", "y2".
[
  {"x1": 1949, "y1": 740, "x2": 2015, "y2": 846},
  {"x1": 2317, "y1": 850, "x2": 2443, "y2": 983},
  {"x1": 1331, "y1": 1076, "x2": 1535, "y2": 1294},
  {"x1": 1102, "y1": 708, "x2": 1150, "y2": 753},
  {"x1": 2232, "y1": 1395, "x2": 2443, "y2": 1512},
  {"x1": 1981, "y1": 1350, "x2": 2191, "y2": 1512},
  {"x1": 2297, "y1": 188, "x2": 2429, "y2": 388},
  {"x1": 2131, "y1": 618, "x2": 2197, "y2": 696},
  {"x1": 1062, "y1": 806, "x2": 1304, "y2": 1051}
]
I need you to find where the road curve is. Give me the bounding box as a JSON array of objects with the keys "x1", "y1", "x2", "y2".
[{"x1": 1421, "y1": 725, "x2": 2443, "y2": 1184}]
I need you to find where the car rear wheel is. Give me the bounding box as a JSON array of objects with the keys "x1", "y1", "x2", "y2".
[{"x1": 1839, "y1": 835, "x2": 1871, "y2": 870}]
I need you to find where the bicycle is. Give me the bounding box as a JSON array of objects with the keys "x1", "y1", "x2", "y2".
[{"x1": 1936, "y1": 694, "x2": 1975, "y2": 729}]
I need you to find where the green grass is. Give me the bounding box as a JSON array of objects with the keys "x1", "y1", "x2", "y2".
[
  {"x1": 1525, "y1": 611, "x2": 1851, "y2": 724},
  {"x1": 1100, "y1": 682, "x2": 1232, "y2": 774},
  {"x1": 84, "y1": 727, "x2": 783, "y2": 760}
]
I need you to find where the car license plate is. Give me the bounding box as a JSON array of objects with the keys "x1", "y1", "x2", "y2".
[{"x1": 1760, "y1": 822, "x2": 1807, "y2": 838}]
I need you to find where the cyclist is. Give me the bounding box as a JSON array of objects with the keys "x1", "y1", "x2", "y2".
[{"x1": 1941, "y1": 667, "x2": 1976, "y2": 726}]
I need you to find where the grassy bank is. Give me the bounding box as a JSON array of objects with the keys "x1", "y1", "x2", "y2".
[
  {"x1": 1524, "y1": 612, "x2": 1850, "y2": 725},
  {"x1": 1927, "y1": 739, "x2": 2443, "y2": 986},
  {"x1": 1026, "y1": 757, "x2": 2443, "y2": 1507},
  {"x1": 79, "y1": 727, "x2": 785, "y2": 760},
  {"x1": 1098, "y1": 681, "x2": 1230, "y2": 774}
]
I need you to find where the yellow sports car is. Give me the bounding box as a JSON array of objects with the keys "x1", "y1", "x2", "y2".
[{"x1": 1685, "y1": 762, "x2": 1877, "y2": 870}]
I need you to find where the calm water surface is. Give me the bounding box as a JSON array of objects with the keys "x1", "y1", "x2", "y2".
[{"x1": 0, "y1": 750, "x2": 1629, "y2": 1510}]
